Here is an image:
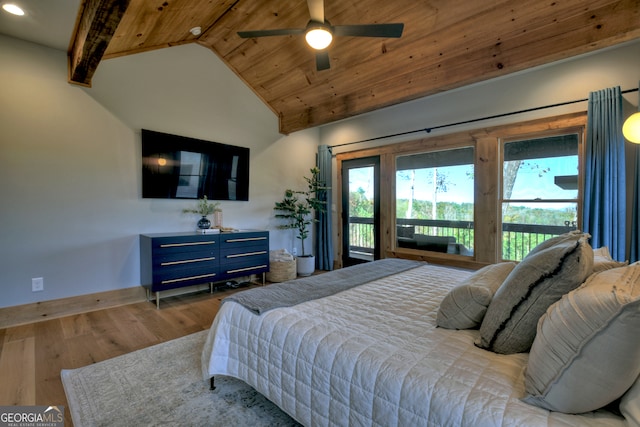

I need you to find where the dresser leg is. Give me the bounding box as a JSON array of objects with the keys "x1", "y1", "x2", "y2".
[{"x1": 155, "y1": 291, "x2": 160, "y2": 309}]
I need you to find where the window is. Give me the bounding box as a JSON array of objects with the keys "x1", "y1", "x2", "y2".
[
  {"x1": 336, "y1": 112, "x2": 587, "y2": 268},
  {"x1": 501, "y1": 134, "x2": 580, "y2": 260},
  {"x1": 395, "y1": 147, "x2": 474, "y2": 255}
]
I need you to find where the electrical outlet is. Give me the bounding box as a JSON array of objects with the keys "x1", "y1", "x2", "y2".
[{"x1": 32, "y1": 277, "x2": 44, "y2": 292}]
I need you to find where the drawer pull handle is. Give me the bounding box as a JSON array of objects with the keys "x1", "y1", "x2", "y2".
[
  {"x1": 161, "y1": 257, "x2": 216, "y2": 266},
  {"x1": 225, "y1": 237, "x2": 267, "y2": 243},
  {"x1": 160, "y1": 241, "x2": 217, "y2": 248},
  {"x1": 161, "y1": 273, "x2": 217, "y2": 284},
  {"x1": 226, "y1": 251, "x2": 267, "y2": 259},
  {"x1": 226, "y1": 265, "x2": 268, "y2": 274}
]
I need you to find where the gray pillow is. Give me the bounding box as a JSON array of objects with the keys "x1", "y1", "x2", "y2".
[
  {"x1": 475, "y1": 232, "x2": 593, "y2": 354},
  {"x1": 524, "y1": 264, "x2": 640, "y2": 414},
  {"x1": 524, "y1": 230, "x2": 585, "y2": 259},
  {"x1": 621, "y1": 375, "x2": 640, "y2": 427},
  {"x1": 436, "y1": 262, "x2": 516, "y2": 330},
  {"x1": 593, "y1": 246, "x2": 628, "y2": 273}
]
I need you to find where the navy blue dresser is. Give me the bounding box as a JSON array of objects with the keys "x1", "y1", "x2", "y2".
[{"x1": 140, "y1": 230, "x2": 269, "y2": 308}]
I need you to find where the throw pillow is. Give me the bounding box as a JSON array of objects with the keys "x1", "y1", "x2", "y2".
[
  {"x1": 593, "y1": 246, "x2": 628, "y2": 273},
  {"x1": 621, "y1": 375, "x2": 640, "y2": 427},
  {"x1": 523, "y1": 264, "x2": 640, "y2": 414},
  {"x1": 436, "y1": 262, "x2": 516, "y2": 330},
  {"x1": 524, "y1": 230, "x2": 585, "y2": 259},
  {"x1": 476, "y1": 232, "x2": 593, "y2": 354}
]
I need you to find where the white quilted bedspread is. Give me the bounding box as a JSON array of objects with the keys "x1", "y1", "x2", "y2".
[{"x1": 202, "y1": 263, "x2": 625, "y2": 427}]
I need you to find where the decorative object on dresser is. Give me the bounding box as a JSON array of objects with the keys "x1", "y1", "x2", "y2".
[
  {"x1": 140, "y1": 230, "x2": 269, "y2": 308},
  {"x1": 182, "y1": 196, "x2": 220, "y2": 231},
  {"x1": 273, "y1": 167, "x2": 328, "y2": 276}
]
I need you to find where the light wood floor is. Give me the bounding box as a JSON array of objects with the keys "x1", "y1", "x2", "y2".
[{"x1": 0, "y1": 284, "x2": 258, "y2": 427}]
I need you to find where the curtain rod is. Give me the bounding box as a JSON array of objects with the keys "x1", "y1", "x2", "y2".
[{"x1": 329, "y1": 87, "x2": 639, "y2": 149}]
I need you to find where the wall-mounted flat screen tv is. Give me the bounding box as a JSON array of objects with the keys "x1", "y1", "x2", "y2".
[{"x1": 141, "y1": 129, "x2": 250, "y2": 201}]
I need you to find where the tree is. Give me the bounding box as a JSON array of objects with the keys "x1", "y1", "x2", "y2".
[
  {"x1": 430, "y1": 168, "x2": 449, "y2": 220},
  {"x1": 397, "y1": 168, "x2": 451, "y2": 220},
  {"x1": 396, "y1": 170, "x2": 416, "y2": 218},
  {"x1": 349, "y1": 187, "x2": 373, "y2": 217},
  {"x1": 502, "y1": 160, "x2": 550, "y2": 218}
]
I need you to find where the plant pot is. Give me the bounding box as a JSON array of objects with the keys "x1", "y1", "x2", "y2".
[{"x1": 296, "y1": 255, "x2": 315, "y2": 277}]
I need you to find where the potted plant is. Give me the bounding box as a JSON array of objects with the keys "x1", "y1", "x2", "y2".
[
  {"x1": 274, "y1": 167, "x2": 328, "y2": 276},
  {"x1": 183, "y1": 196, "x2": 220, "y2": 230}
]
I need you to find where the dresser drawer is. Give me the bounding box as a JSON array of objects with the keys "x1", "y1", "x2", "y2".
[
  {"x1": 219, "y1": 232, "x2": 268, "y2": 249},
  {"x1": 152, "y1": 264, "x2": 219, "y2": 292},
  {"x1": 152, "y1": 248, "x2": 217, "y2": 269},
  {"x1": 218, "y1": 259, "x2": 269, "y2": 279},
  {"x1": 152, "y1": 235, "x2": 218, "y2": 255},
  {"x1": 219, "y1": 249, "x2": 268, "y2": 270},
  {"x1": 153, "y1": 251, "x2": 218, "y2": 280}
]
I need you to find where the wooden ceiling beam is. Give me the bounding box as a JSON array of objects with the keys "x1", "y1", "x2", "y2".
[{"x1": 68, "y1": 0, "x2": 131, "y2": 87}]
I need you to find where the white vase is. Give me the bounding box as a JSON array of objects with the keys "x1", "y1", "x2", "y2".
[
  {"x1": 296, "y1": 255, "x2": 315, "y2": 277},
  {"x1": 213, "y1": 209, "x2": 223, "y2": 227}
]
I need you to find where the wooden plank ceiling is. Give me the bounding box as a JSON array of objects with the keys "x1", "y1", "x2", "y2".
[{"x1": 69, "y1": 0, "x2": 640, "y2": 134}]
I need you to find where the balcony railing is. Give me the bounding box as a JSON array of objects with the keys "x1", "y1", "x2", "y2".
[{"x1": 348, "y1": 217, "x2": 577, "y2": 261}]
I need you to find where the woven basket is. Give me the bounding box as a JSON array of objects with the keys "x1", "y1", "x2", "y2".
[{"x1": 266, "y1": 259, "x2": 297, "y2": 282}]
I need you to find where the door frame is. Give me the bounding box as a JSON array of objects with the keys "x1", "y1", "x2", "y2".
[{"x1": 340, "y1": 156, "x2": 381, "y2": 267}]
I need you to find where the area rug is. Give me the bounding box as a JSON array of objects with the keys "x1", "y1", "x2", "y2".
[{"x1": 61, "y1": 330, "x2": 300, "y2": 427}]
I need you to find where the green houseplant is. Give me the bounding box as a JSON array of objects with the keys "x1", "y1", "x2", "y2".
[
  {"x1": 183, "y1": 196, "x2": 220, "y2": 230},
  {"x1": 274, "y1": 167, "x2": 327, "y2": 275}
]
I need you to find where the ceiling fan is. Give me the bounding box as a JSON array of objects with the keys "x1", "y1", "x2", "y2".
[{"x1": 237, "y1": 0, "x2": 404, "y2": 71}]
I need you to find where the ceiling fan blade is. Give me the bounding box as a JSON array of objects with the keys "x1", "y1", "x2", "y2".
[
  {"x1": 333, "y1": 23, "x2": 404, "y2": 38},
  {"x1": 307, "y1": 0, "x2": 325, "y2": 23},
  {"x1": 316, "y1": 51, "x2": 330, "y2": 71},
  {"x1": 238, "y1": 28, "x2": 305, "y2": 38}
]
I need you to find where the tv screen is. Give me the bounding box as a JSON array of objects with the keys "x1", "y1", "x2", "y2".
[{"x1": 141, "y1": 129, "x2": 250, "y2": 201}]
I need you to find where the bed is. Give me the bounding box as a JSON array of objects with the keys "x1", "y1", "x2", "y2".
[{"x1": 202, "y1": 248, "x2": 638, "y2": 426}]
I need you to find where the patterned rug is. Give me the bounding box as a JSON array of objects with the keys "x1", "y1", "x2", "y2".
[{"x1": 61, "y1": 331, "x2": 300, "y2": 427}]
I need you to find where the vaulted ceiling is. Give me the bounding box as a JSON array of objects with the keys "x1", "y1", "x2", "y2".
[{"x1": 68, "y1": 0, "x2": 640, "y2": 134}]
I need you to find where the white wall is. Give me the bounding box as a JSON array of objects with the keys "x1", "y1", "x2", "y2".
[{"x1": 0, "y1": 35, "x2": 318, "y2": 308}]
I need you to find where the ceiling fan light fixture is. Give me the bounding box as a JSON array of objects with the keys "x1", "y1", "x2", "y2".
[
  {"x1": 305, "y1": 26, "x2": 332, "y2": 50},
  {"x1": 622, "y1": 81, "x2": 640, "y2": 144},
  {"x1": 2, "y1": 3, "x2": 25, "y2": 16},
  {"x1": 623, "y1": 111, "x2": 640, "y2": 144}
]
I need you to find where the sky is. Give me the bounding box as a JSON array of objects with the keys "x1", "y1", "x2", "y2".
[{"x1": 349, "y1": 156, "x2": 579, "y2": 206}]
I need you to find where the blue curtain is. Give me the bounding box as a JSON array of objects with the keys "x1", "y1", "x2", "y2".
[
  {"x1": 316, "y1": 145, "x2": 334, "y2": 270},
  {"x1": 583, "y1": 86, "x2": 626, "y2": 261}
]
